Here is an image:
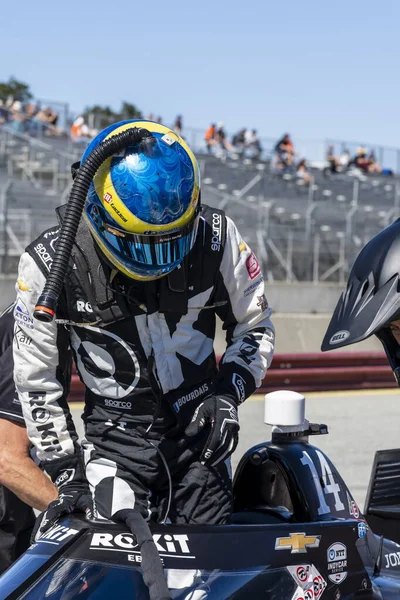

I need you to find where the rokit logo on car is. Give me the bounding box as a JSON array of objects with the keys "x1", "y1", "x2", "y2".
[
  {"x1": 327, "y1": 542, "x2": 347, "y2": 584},
  {"x1": 90, "y1": 533, "x2": 194, "y2": 557},
  {"x1": 211, "y1": 213, "x2": 222, "y2": 251},
  {"x1": 39, "y1": 524, "x2": 79, "y2": 543}
]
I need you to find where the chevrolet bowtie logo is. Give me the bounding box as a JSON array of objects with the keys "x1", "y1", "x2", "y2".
[{"x1": 275, "y1": 533, "x2": 321, "y2": 553}]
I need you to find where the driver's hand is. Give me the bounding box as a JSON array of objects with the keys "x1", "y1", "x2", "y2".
[
  {"x1": 185, "y1": 395, "x2": 239, "y2": 467},
  {"x1": 32, "y1": 488, "x2": 93, "y2": 542},
  {"x1": 32, "y1": 453, "x2": 93, "y2": 542}
]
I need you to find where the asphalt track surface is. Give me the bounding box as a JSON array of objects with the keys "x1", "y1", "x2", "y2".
[{"x1": 70, "y1": 389, "x2": 400, "y2": 512}]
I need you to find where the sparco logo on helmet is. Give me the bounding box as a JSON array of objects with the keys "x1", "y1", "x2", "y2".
[
  {"x1": 211, "y1": 213, "x2": 222, "y2": 251},
  {"x1": 29, "y1": 392, "x2": 62, "y2": 452}
]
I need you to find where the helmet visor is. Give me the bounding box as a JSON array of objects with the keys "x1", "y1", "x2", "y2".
[{"x1": 86, "y1": 203, "x2": 200, "y2": 272}]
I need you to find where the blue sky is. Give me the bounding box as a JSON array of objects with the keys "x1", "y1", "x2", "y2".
[{"x1": 2, "y1": 0, "x2": 399, "y2": 149}]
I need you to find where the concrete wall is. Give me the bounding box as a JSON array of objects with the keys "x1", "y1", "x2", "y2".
[
  {"x1": 1, "y1": 278, "x2": 345, "y2": 314},
  {"x1": 1, "y1": 277, "x2": 380, "y2": 355}
]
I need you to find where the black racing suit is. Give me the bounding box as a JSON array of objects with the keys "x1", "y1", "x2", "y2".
[
  {"x1": 0, "y1": 306, "x2": 35, "y2": 573},
  {"x1": 13, "y1": 205, "x2": 275, "y2": 523}
]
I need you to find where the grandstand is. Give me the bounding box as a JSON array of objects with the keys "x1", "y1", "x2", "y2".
[{"x1": 0, "y1": 122, "x2": 399, "y2": 286}]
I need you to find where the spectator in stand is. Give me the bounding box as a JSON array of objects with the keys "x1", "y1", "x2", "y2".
[
  {"x1": 231, "y1": 128, "x2": 246, "y2": 153},
  {"x1": 174, "y1": 115, "x2": 183, "y2": 135},
  {"x1": 33, "y1": 107, "x2": 59, "y2": 136},
  {"x1": 147, "y1": 113, "x2": 155, "y2": 121},
  {"x1": 70, "y1": 115, "x2": 94, "y2": 143},
  {"x1": 8, "y1": 101, "x2": 25, "y2": 133},
  {"x1": 274, "y1": 133, "x2": 295, "y2": 167},
  {"x1": 156, "y1": 116, "x2": 163, "y2": 124},
  {"x1": 216, "y1": 122, "x2": 233, "y2": 157},
  {"x1": 296, "y1": 158, "x2": 312, "y2": 184},
  {"x1": 339, "y1": 149, "x2": 351, "y2": 168},
  {"x1": 0, "y1": 101, "x2": 7, "y2": 124},
  {"x1": 326, "y1": 145, "x2": 340, "y2": 173},
  {"x1": 245, "y1": 129, "x2": 263, "y2": 159},
  {"x1": 204, "y1": 123, "x2": 217, "y2": 153},
  {"x1": 367, "y1": 150, "x2": 383, "y2": 174}
]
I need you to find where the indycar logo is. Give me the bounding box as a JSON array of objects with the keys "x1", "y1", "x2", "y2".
[
  {"x1": 275, "y1": 533, "x2": 321, "y2": 554},
  {"x1": 327, "y1": 542, "x2": 347, "y2": 584},
  {"x1": 90, "y1": 533, "x2": 194, "y2": 557},
  {"x1": 329, "y1": 330, "x2": 350, "y2": 345}
]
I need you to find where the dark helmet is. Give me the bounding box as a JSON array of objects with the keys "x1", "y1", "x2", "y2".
[{"x1": 321, "y1": 219, "x2": 400, "y2": 383}]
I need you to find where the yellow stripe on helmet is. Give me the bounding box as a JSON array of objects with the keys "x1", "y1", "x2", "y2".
[{"x1": 93, "y1": 121, "x2": 200, "y2": 234}]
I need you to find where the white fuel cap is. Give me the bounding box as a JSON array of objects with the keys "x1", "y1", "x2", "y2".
[{"x1": 264, "y1": 390, "x2": 306, "y2": 427}]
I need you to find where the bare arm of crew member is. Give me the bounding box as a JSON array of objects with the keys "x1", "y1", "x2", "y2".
[{"x1": 0, "y1": 419, "x2": 57, "y2": 511}]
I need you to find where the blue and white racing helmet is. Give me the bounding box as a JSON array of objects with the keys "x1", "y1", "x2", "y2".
[{"x1": 82, "y1": 120, "x2": 201, "y2": 281}]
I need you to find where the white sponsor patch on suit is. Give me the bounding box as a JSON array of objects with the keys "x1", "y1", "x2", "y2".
[{"x1": 14, "y1": 297, "x2": 34, "y2": 329}]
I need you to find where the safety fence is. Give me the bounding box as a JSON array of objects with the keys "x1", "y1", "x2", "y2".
[{"x1": 68, "y1": 352, "x2": 395, "y2": 401}]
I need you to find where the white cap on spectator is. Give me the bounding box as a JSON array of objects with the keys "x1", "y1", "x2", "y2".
[{"x1": 12, "y1": 101, "x2": 22, "y2": 112}]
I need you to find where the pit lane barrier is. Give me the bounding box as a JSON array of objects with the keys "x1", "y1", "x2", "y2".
[{"x1": 68, "y1": 352, "x2": 395, "y2": 400}]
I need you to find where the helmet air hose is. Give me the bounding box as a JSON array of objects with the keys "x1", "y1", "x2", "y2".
[{"x1": 33, "y1": 128, "x2": 155, "y2": 322}]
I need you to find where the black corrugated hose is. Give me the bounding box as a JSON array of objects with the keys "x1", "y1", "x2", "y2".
[
  {"x1": 33, "y1": 127, "x2": 155, "y2": 322},
  {"x1": 116, "y1": 509, "x2": 171, "y2": 600}
]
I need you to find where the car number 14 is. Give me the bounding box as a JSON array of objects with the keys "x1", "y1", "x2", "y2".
[{"x1": 301, "y1": 450, "x2": 345, "y2": 515}]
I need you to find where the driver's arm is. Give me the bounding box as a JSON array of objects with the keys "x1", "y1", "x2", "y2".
[
  {"x1": 0, "y1": 418, "x2": 57, "y2": 510},
  {"x1": 13, "y1": 252, "x2": 80, "y2": 465},
  {"x1": 214, "y1": 216, "x2": 275, "y2": 402}
]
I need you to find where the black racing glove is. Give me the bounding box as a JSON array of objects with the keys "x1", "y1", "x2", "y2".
[
  {"x1": 32, "y1": 454, "x2": 93, "y2": 543},
  {"x1": 185, "y1": 395, "x2": 240, "y2": 467}
]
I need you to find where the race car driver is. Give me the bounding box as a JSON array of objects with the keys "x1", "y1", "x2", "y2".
[
  {"x1": 322, "y1": 218, "x2": 400, "y2": 384},
  {"x1": 13, "y1": 120, "x2": 275, "y2": 538},
  {"x1": 0, "y1": 305, "x2": 57, "y2": 572}
]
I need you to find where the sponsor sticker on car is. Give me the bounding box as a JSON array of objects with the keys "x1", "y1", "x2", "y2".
[
  {"x1": 327, "y1": 542, "x2": 347, "y2": 584},
  {"x1": 287, "y1": 564, "x2": 326, "y2": 600},
  {"x1": 275, "y1": 533, "x2": 321, "y2": 553},
  {"x1": 358, "y1": 522, "x2": 367, "y2": 538}
]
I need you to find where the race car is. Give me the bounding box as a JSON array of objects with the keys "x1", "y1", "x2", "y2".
[{"x1": 1, "y1": 390, "x2": 400, "y2": 599}]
